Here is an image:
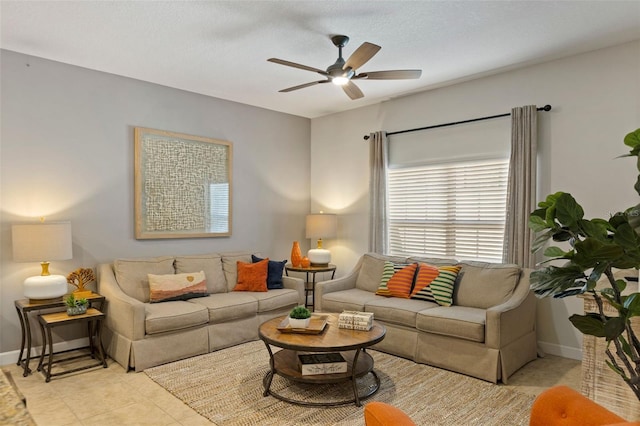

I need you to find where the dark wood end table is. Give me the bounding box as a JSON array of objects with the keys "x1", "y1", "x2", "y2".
[
  {"x1": 285, "y1": 264, "x2": 336, "y2": 311},
  {"x1": 14, "y1": 293, "x2": 105, "y2": 377},
  {"x1": 36, "y1": 307, "x2": 108, "y2": 382}
]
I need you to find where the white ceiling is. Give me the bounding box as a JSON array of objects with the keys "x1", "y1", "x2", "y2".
[{"x1": 2, "y1": 1, "x2": 639, "y2": 119}]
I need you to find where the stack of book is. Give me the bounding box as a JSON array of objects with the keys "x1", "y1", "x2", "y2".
[
  {"x1": 338, "y1": 311, "x2": 374, "y2": 331},
  {"x1": 298, "y1": 353, "x2": 347, "y2": 375}
]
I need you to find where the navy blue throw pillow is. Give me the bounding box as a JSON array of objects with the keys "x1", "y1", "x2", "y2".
[{"x1": 252, "y1": 255, "x2": 286, "y2": 289}]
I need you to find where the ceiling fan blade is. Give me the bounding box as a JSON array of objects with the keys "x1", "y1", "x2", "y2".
[
  {"x1": 344, "y1": 42, "x2": 381, "y2": 70},
  {"x1": 342, "y1": 81, "x2": 364, "y2": 100},
  {"x1": 279, "y1": 80, "x2": 329, "y2": 93},
  {"x1": 356, "y1": 70, "x2": 422, "y2": 80},
  {"x1": 268, "y1": 58, "x2": 328, "y2": 75}
]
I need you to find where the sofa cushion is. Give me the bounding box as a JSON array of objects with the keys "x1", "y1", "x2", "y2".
[
  {"x1": 411, "y1": 264, "x2": 461, "y2": 307},
  {"x1": 144, "y1": 300, "x2": 209, "y2": 335},
  {"x1": 386, "y1": 263, "x2": 418, "y2": 298},
  {"x1": 114, "y1": 256, "x2": 175, "y2": 303},
  {"x1": 249, "y1": 288, "x2": 299, "y2": 313},
  {"x1": 416, "y1": 306, "x2": 486, "y2": 343},
  {"x1": 188, "y1": 292, "x2": 258, "y2": 323},
  {"x1": 233, "y1": 259, "x2": 268, "y2": 292},
  {"x1": 252, "y1": 255, "x2": 287, "y2": 289},
  {"x1": 321, "y1": 288, "x2": 380, "y2": 313},
  {"x1": 221, "y1": 252, "x2": 253, "y2": 291},
  {"x1": 356, "y1": 253, "x2": 409, "y2": 293},
  {"x1": 148, "y1": 271, "x2": 207, "y2": 303},
  {"x1": 366, "y1": 297, "x2": 437, "y2": 328},
  {"x1": 175, "y1": 254, "x2": 227, "y2": 294},
  {"x1": 454, "y1": 261, "x2": 521, "y2": 309}
]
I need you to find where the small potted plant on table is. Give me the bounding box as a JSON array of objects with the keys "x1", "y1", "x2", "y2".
[
  {"x1": 288, "y1": 306, "x2": 312, "y2": 328},
  {"x1": 65, "y1": 294, "x2": 89, "y2": 316}
]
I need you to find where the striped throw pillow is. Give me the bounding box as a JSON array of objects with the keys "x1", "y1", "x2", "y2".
[
  {"x1": 411, "y1": 264, "x2": 461, "y2": 306},
  {"x1": 386, "y1": 263, "x2": 419, "y2": 298},
  {"x1": 375, "y1": 261, "x2": 396, "y2": 296}
]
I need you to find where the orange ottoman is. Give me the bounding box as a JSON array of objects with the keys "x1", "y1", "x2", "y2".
[
  {"x1": 364, "y1": 401, "x2": 416, "y2": 426},
  {"x1": 530, "y1": 385, "x2": 640, "y2": 426}
]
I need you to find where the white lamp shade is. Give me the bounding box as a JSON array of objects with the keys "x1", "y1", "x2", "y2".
[
  {"x1": 12, "y1": 222, "x2": 73, "y2": 262},
  {"x1": 305, "y1": 214, "x2": 337, "y2": 240}
]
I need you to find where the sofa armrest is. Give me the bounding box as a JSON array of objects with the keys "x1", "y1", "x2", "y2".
[
  {"x1": 485, "y1": 268, "x2": 536, "y2": 349},
  {"x1": 315, "y1": 269, "x2": 359, "y2": 312},
  {"x1": 282, "y1": 275, "x2": 305, "y2": 306},
  {"x1": 97, "y1": 263, "x2": 146, "y2": 341},
  {"x1": 529, "y1": 385, "x2": 631, "y2": 426}
]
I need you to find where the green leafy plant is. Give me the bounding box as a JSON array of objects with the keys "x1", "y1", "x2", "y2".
[
  {"x1": 65, "y1": 294, "x2": 88, "y2": 308},
  {"x1": 289, "y1": 306, "x2": 311, "y2": 319},
  {"x1": 529, "y1": 128, "x2": 640, "y2": 399}
]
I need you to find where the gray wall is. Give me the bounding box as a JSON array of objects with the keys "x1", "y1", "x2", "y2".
[{"x1": 0, "y1": 50, "x2": 311, "y2": 358}]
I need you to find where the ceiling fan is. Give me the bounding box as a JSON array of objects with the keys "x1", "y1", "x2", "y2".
[{"x1": 268, "y1": 35, "x2": 422, "y2": 100}]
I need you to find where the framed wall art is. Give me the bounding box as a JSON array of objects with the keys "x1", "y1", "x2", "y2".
[{"x1": 134, "y1": 127, "x2": 232, "y2": 239}]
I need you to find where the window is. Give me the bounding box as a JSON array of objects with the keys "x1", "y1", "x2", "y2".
[{"x1": 387, "y1": 159, "x2": 508, "y2": 262}]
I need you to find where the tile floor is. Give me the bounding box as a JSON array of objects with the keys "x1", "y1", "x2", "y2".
[{"x1": 3, "y1": 350, "x2": 581, "y2": 426}]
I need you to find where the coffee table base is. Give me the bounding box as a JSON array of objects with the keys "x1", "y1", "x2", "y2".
[
  {"x1": 262, "y1": 346, "x2": 380, "y2": 407},
  {"x1": 263, "y1": 369, "x2": 380, "y2": 407}
]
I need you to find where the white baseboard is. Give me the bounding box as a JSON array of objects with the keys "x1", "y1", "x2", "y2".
[
  {"x1": 538, "y1": 340, "x2": 582, "y2": 360},
  {"x1": 0, "y1": 337, "x2": 89, "y2": 368}
]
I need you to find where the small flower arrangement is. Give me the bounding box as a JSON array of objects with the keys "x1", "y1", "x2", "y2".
[{"x1": 65, "y1": 294, "x2": 89, "y2": 316}]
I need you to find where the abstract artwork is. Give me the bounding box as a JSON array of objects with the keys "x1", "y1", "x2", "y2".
[{"x1": 134, "y1": 127, "x2": 232, "y2": 239}]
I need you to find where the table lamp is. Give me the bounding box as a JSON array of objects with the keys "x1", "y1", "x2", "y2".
[
  {"x1": 305, "y1": 213, "x2": 337, "y2": 267},
  {"x1": 12, "y1": 221, "x2": 73, "y2": 302}
]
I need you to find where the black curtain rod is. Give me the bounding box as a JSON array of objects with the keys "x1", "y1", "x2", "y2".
[{"x1": 363, "y1": 104, "x2": 552, "y2": 140}]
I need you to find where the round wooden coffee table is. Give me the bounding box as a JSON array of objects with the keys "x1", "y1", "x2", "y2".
[{"x1": 258, "y1": 313, "x2": 386, "y2": 407}]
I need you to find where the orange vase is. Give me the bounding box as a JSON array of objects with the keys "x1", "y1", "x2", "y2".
[
  {"x1": 291, "y1": 241, "x2": 302, "y2": 267},
  {"x1": 301, "y1": 256, "x2": 311, "y2": 268}
]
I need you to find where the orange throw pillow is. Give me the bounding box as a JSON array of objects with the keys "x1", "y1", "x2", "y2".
[
  {"x1": 410, "y1": 263, "x2": 440, "y2": 298},
  {"x1": 386, "y1": 263, "x2": 418, "y2": 298},
  {"x1": 234, "y1": 259, "x2": 268, "y2": 292}
]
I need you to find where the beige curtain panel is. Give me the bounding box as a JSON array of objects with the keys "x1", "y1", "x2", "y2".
[
  {"x1": 503, "y1": 105, "x2": 538, "y2": 267},
  {"x1": 369, "y1": 131, "x2": 389, "y2": 254}
]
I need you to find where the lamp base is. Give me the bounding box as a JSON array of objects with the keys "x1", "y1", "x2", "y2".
[
  {"x1": 308, "y1": 248, "x2": 331, "y2": 267},
  {"x1": 24, "y1": 275, "x2": 68, "y2": 301}
]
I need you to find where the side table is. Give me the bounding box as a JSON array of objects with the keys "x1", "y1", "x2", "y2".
[
  {"x1": 285, "y1": 264, "x2": 336, "y2": 311},
  {"x1": 14, "y1": 293, "x2": 105, "y2": 377},
  {"x1": 37, "y1": 308, "x2": 107, "y2": 382}
]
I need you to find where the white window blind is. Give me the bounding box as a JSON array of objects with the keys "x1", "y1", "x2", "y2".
[{"x1": 388, "y1": 159, "x2": 508, "y2": 262}]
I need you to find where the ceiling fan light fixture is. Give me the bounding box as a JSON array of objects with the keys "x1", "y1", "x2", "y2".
[{"x1": 332, "y1": 76, "x2": 349, "y2": 86}]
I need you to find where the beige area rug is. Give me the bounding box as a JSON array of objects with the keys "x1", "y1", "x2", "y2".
[{"x1": 145, "y1": 340, "x2": 535, "y2": 425}]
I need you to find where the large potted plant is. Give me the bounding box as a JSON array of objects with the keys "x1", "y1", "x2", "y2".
[{"x1": 529, "y1": 128, "x2": 640, "y2": 400}]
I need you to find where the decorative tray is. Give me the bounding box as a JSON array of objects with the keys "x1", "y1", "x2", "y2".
[{"x1": 277, "y1": 314, "x2": 329, "y2": 334}]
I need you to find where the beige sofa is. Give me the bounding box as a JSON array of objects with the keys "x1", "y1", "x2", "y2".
[
  {"x1": 97, "y1": 251, "x2": 304, "y2": 371},
  {"x1": 316, "y1": 253, "x2": 537, "y2": 383}
]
